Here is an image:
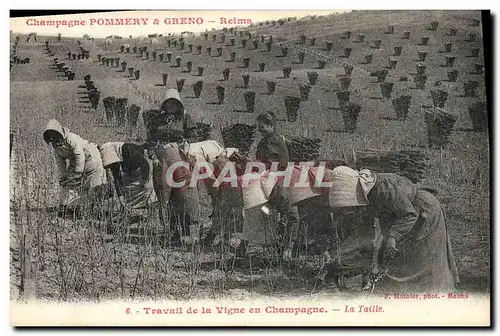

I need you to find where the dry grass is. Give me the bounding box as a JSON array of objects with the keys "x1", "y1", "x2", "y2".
[{"x1": 10, "y1": 10, "x2": 490, "y2": 302}]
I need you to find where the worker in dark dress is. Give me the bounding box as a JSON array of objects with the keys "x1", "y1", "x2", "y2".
[
  {"x1": 255, "y1": 112, "x2": 300, "y2": 262},
  {"x1": 99, "y1": 142, "x2": 156, "y2": 210},
  {"x1": 329, "y1": 166, "x2": 460, "y2": 293}
]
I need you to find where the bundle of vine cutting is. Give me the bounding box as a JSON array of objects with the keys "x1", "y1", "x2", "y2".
[
  {"x1": 221, "y1": 124, "x2": 256, "y2": 156},
  {"x1": 354, "y1": 149, "x2": 428, "y2": 183},
  {"x1": 194, "y1": 122, "x2": 212, "y2": 142},
  {"x1": 286, "y1": 136, "x2": 322, "y2": 163}
]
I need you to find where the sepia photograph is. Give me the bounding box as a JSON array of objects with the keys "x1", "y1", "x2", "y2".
[{"x1": 9, "y1": 9, "x2": 492, "y2": 327}]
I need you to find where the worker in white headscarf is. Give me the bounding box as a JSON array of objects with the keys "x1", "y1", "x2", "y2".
[
  {"x1": 143, "y1": 88, "x2": 198, "y2": 148},
  {"x1": 43, "y1": 119, "x2": 107, "y2": 211}
]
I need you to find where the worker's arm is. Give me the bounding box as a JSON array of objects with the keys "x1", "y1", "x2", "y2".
[
  {"x1": 66, "y1": 135, "x2": 85, "y2": 176},
  {"x1": 373, "y1": 178, "x2": 418, "y2": 241},
  {"x1": 108, "y1": 162, "x2": 124, "y2": 197}
]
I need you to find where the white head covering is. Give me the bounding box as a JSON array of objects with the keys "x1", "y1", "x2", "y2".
[
  {"x1": 358, "y1": 168, "x2": 377, "y2": 197},
  {"x1": 241, "y1": 171, "x2": 278, "y2": 210},
  {"x1": 43, "y1": 119, "x2": 68, "y2": 144},
  {"x1": 99, "y1": 142, "x2": 124, "y2": 167},
  {"x1": 161, "y1": 88, "x2": 185, "y2": 115},
  {"x1": 287, "y1": 165, "x2": 324, "y2": 206},
  {"x1": 223, "y1": 147, "x2": 239, "y2": 158},
  {"x1": 329, "y1": 166, "x2": 376, "y2": 208}
]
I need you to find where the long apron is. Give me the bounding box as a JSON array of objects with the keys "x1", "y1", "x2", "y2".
[
  {"x1": 379, "y1": 189, "x2": 460, "y2": 293},
  {"x1": 208, "y1": 150, "x2": 242, "y2": 235},
  {"x1": 153, "y1": 143, "x2": 201, "y2": 237}
]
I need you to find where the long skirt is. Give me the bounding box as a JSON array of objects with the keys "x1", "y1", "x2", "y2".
[
  {"x1": 379, "y1": 190, "x2": 460, "y2": 293},
  {"x1": 59, "y1": 143, "x2": 107, "y2": 207}
]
